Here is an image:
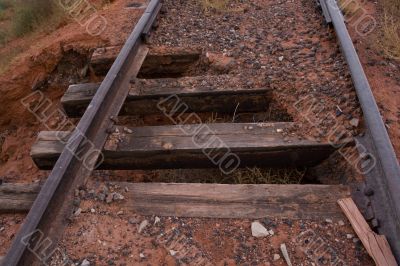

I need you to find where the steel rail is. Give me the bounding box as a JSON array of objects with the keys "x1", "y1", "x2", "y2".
[
  {"x1": 2, "y1": 0, "x2": 161, "y2": 265},
  {"x1": 322, "y1": 0, "x2": 400, "y2": 261}
]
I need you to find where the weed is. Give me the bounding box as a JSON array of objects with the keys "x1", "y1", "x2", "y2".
[
  {"x1": 382, "y1": 0, "x2": 400, "y2": 18},
  {"x1": 232, "y1": 167, "x2": 306, "y2": 184},
  {"x1": 12, "y1": 0, "x2": 64, "y2": 37},
  {"x1": 338, "y1": 0, "x2": 358, "y2": 16},
  {"x1": 147, "y1": 167, "x2": 306, "y2": 184},
  {"x1": 205, "y1": 112, "x2": 231, "y2": 123},
  {"x1": 379, "y1": 14, "x2": 400, "y2": 60},
  {"x1": 200, "y1": 0, "x2": 243, "y2": 13},
  {"x1": 201, "y1": 0, "x2": 229, "y2": 11}
]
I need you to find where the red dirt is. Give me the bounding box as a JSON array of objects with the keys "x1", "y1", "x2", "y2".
[
  {"x1": 0, "y1": 0, "x2": 146, "y2": 256},
  {"x1": 0, "y1": 0, "x2": 146, "y2": 184},
  {"x1": 0, "y1": 0, "x2": 398, "y2": 264},
  {"x1": 345, "y1": 0, "x2": 400, "y2": 161}
]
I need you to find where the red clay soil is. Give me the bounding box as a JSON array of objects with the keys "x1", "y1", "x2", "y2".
[
  {"x1": 0, "y1": 0, "x2": 146, "y2": 257},
  {"x1": 0, "y1": 0, "x2": 397, "y2": 264},
  {"x1": 345, "y1": 0, "x2": 400, "y2": 161},
  {"x1": 0, "y1": 0, "x2": 146, "y2": 184}
]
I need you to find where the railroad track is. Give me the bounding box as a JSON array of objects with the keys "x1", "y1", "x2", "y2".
[{"x1": 1, "y1": 0, "x2": 400, "y2": 264}]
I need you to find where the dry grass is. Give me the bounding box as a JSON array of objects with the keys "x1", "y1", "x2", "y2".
[
  {"x1": 378, "y1": 0, "x2": 400, "y2": 61},
  {"x1": 338, "y1": 0, "x2": 362, "y2": 16},
  {"x1": 232, "y1": 167, "x2": 306, "y2": 184},
  {"x1": 382, "y1": 0, "x2": 400, "y2": 18},
  {"x1": 201, "y1": 0, "x2": 230, "y2": 11},
  {"x1": 205, "y1": 112, "x2": 231, "y2": 123},
  {"x1": 147, "y1": 167, "x2": 306, "y2": 184},
  {"x1": 12, "y1": 0, "x2": 65, "y2": 37},
  {"x1": 0, "y1": 0, "x2": 67, "y2": 73},
  {"x1": 339, "y1": 0, "x2": 400, "y2": 61},
  {"x1": 0, "y1": 46, "x2": 23, "y2": 74},
  {"x1": 379, "y1": 14, "x2": 400, "y2": 60},
  {"x1": 200, "y1": 0, "x2": 244, "y2": 13}
]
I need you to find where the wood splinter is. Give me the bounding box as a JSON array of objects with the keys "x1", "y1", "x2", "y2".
[{"x1": 338, "y1": 198, "x2": 398, "y2": 266}]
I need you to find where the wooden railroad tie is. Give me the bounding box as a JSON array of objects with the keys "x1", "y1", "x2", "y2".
[
  {"x1": 0, "y1": 182, "x2": 350, "y2": 220},
  {"x1": 61, "y1": 75, "x2": 272, "y2": 117},
  {"x1": 30, "y1": 122, "x2": 346, "y2": 170}
]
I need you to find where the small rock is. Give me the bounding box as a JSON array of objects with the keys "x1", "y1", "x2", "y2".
[
  {"x1": 105, "y1": 193, "x2": 114, "y2": 204},
  {"x1": 268, "y1": 229, "x2": 275, "y2": 236},
  {"x1": 278, "y1": 56, "x2": 284, "y2": 62},
  {"x1": 338, "y1": 220, "x2": 345, "y2": 226},
  {"x1": 349, "y1": 118, "x2": 359, "y2": 127},
  {"x1": 138, "y1": 220, "x2": 149, "y2": 233},
  {"x1": 139, "y1": 253, "x2": 145, "y2": 258},
  {"x1": 154, "y1": 216, "x2": 161, "y2": 225},
  {"x1": 112, "y1": 192, "x2": 125, "y2": 201},
  {"x1": 74, "y1": 208, "x2": 82, "y2": 216},
  {"x1": 119, "y1": 245, "x2": 129, "y2": 256},
  {"x1": 123, "y1": 127, "x2": 133, "y2": 134},
  {"x1": 73, "y1": 198, "x2": 81, "y2": 207},
  {"x1": 325, "y1": 218, "x2": 333, "y2": 223},
  {"x1": 353, "y1": 237, "x2": 360, "y2": 243},
  {"x1": 280, "y1": 243, "x2": 293, "y2": 266},
  {"x1": 162, "y1": 142, "x2": 173, "y2": 150},
  {"x1": 206, "y1": 52, "x2": 234, "y2": 72},
  {"x1": 273, "y1": 254, "x2": 280, "y2": 261},
  {"x1": 97, "y1": 192, "x2": 106, "y2": 201},
  {"x1": 284, "y1": 219, "x2": 293, "y2": 227},
  {"x1": 251, "y1": 221, "x2": 269, "y2": 238},
  {"x1": 0, "y1": 227, "x2": 5, "y2": 232},
  {"x1": 90, "y1": 208, "x2": 96, "y2": 213},
  {"x1": 81, "y1": 259, "x2": 90, "y2": 266},
  {"x1": 169, "y1": 250, "x2": 177, "y2": 256},
  {"x1": 347, "y1": 234, "x2": 354, "y2": 239},
  {"x1": 128, "y1": 217, "x2": 139, "y2": 224}
]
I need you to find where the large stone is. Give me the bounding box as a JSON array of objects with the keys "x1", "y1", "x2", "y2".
[
  {"x1": 81, "y1": 259, "x2": 90, "y2": 266},
  {"x1": 251, "y1": 221, "x2": 269, "y2": 238}
]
